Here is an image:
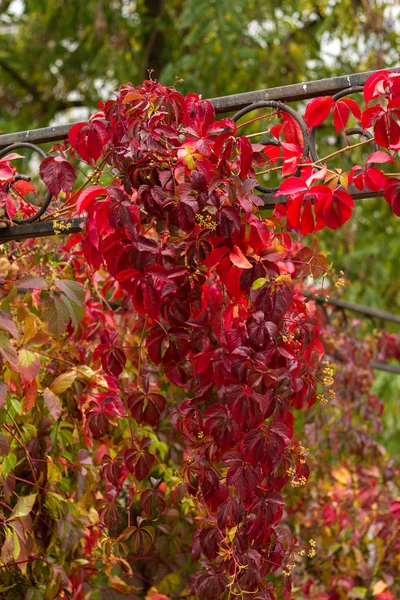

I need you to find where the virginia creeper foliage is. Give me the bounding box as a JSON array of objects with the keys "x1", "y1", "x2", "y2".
[{"x1": 0, "y1": 69, "x2": 399, "y2": 599}]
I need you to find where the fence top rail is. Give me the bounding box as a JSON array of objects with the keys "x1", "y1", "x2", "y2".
[{"x1": 0, "y1": 67, "x2": 398, "y2": 150}]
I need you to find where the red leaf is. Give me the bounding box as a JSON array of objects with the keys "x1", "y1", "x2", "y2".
[
  {"x1": 76, "y1": 185, "x2": 108, "y2": 213},
  {"x1": 282, "y1": 112, "x2": 304, "y2": 146},
  {"x1": 286, "y1": 195, "x2": 319, "y2": 235},
  {"x1": 140, "y1": 488, "x2": 166, "y2": 518},
  {"x1": 367, "y1": 151, "x2": 394, "y2": 164},
  {"x1": 12, "y1": 180, "x2": 36, "y2": 196},
  {"x1": 304, "y1": 96, "x2": 334, "y2": 127},
  {"x1": 0, "y1": 163, "x2": 13, "y2": 181},
  {"x1": 332, "y1": 101, "x2": 350, "y2": 134},
  {"x1": 322, "y1": 189, "x2": 354, "y2": 230},
  {"x1": 333, "y1": 97, "x2": 361, "y2": 132},
  {"x1": 225, "y1": 452, "x2": 258, "y2": 500},
  {"x1": 237, "y1": 136, "x2": 253, "y2": 179},
  {"x1": 276, "y1": 177, "x2": 308, "y2": 196},
  {"x1": 125, "y1": 446, "x2": 155, "y2": 481},
  {"x1": 374, "y1": 115, "x2": 389, "y2": 148},
  {"x1": 69, "y1": 119, "x2": 108, "y2": 164},
  {"x1": 229, "y1": 246, "x2": 252, "y2": 269},
  {"x1": 299, "y1": 197, "x2": 315, "y2": 236},
  {"x1": 146, "y1": 329, "x2": 166, "y2": 365},
  {"x1": 40, "y1": 156, "x2": 76, "y2": 196},
  {"x1": 331, "y1": 98, "x2": 360, "y2": 133},
  {"x1": 388, "y1": 116, "x2": 400, "y2": 150},
  {"x1": 101, "y1": 347, "x2": 126, "y2": 378},
  {"x1": 364, "y1": 167, "x2": 387, "y2": 191},
  {"x1": 384, "y1": 177, "x2": 400, "y2": 216},
  {"x1": 340, "y1": 97, "x2": 361, "y2": 119},
  {"x1": 127, "y1": 392, "x2": 166, "y2": 426},
  {"x1": 225, "y1": 265, "x2": 242, "y2": 298},
  {"x1": 361, "y1": 104, "x2": 383, "y2": 129},
  {"x1": 143, "y1": 282, "x2": 160, "y2": 319},
  {"x1": 203, "y1": 246, "x2": 229, "y2": 268},
  {"x1": 364, "y1": 70, "x2": 390, "y2": 103}
]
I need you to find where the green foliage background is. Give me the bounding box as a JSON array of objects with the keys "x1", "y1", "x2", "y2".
[{"x1": 0, "y1": 0, "x2": 399, "y2": 453}]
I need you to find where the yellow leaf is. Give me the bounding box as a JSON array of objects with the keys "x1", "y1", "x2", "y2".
[
  {"x1": 0, "y1": 258, "x2": 10, "y2": 279},
  {"x1": 373, "y1": 581, "x2": 388, "y2": 596},
  {"x1": 23, "y1": 316, "x2": 37, "y2": 342},
  {"x1": 332, "y1": 467, "x2": 351, "y2": 485},
  {"x1": 47, "y1": 459, "x2": 62, "y2": 484},
  {"x1": 12, "y1": 529, "x2": 20, "y2": 562},
  {"x1": 109, "y1": 575, "x2": 139, "y2": 594},
  {"x1": 11, "y1": 493, "x2": 36, "y2": 518},
  {"x1": 75, "y1": 366, "x2": 107, "y2": 388},
  {"x1": 50, "y1": 370, "x2": 77, "y2": 394}
]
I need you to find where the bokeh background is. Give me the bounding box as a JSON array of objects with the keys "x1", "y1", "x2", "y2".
[{"x1": 1, "y1": 0, "x2": 399, "y2": 453}]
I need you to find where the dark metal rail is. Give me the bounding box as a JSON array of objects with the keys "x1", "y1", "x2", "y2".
[
  {"x1": 312, "y1": 293, "x2": 400, "y2": 326},
  {"x1": 0, "y1": 66, "x2": 398, "y2": 240},
  {"x1": 0, "y1": 218, "x2": 83, "y2": 243},
  {"x1": 370, "y1": 361, "x2": 400, "y2": 375},
  {"x1": 0, "y1": 67, "x2": 398, "y2": 150},
  {"x1": 311, "y1": 293, "x2": 400, "y2": 374}
]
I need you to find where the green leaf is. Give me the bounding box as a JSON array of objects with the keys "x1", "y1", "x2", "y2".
[
  {"x1": 1, "y1": 287, "x2": 17, "y2": 310},
  {"x1": 128, "y1": 524, "x2": 155, "y2": 555},
  {"x1": 43, "y1": 296, "x2": 70, "y2": 338},
  {"x1": 11, "y1": 493, "x2": 37, "y2": 518},
  {"x1": 251, "y1": 277, "x2": 267, "y2": 290},
  {"x1": 159, "y1": 572, "x2": 182, "y2": 597},
  {"x1": 0, "y1": 585, "x2": 17, "y2": 593},
  {"x1": 10, "y1": 397, "x2": 22, "y2": 415},
  {"x1": 350, "y1": 587, "x2": 367, "y2": 599},
  {"x1": 2, "y1": 452, "x2": 16, "y2": 478},
  {"x1": 55, "y1": 279, "x2": 85, "y2": 305},
  {"x1": 62, "y1": 295, "x2": 84, "y2": 328}
]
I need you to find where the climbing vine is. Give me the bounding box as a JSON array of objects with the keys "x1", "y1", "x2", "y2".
[{"x1": 0, "y1": 69, "x2": 399, "y2": 599}]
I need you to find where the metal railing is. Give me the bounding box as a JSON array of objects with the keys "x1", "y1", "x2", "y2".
[{"x1": 0, "y1": 67, "x2": 398, "y2": 241}]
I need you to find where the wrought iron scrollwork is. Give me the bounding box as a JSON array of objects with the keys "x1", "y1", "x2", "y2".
[
  {"x1": 0, "y1": 142, "x2": 52, "y2": 224},
  {"x1": 232, "y1": 100, "x2": 309, "y2": 194},
  {"x1": 232, "y1": 86, "x2": 381, "y2": 197},
  {"x1": 308, "y1": 85, "x2": 377, "y2": 163}
]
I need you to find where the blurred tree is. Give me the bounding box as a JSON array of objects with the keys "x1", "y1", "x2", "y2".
[{"x1": 0, "y1": 0, "x2": 398, "y2": 131}]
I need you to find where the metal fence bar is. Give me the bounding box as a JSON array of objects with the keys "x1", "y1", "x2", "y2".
[
  {"x1": 209, "y1": 67, "x2": 399, "y2": 113},
  {"x1": 311, "y1": 293, "x2": 400, "y2": 325},
  {"x1": 311, "y1": 294, "x2": 400, "y2": 374},
  {"x1": 370, "y1": 361, "x2": 400, "y2": 375},
  {"x1": 0, "y1": 218, "x2": 83, "y2": 243},
  {"x1": 1, "y1": 68, "x2": 398, "y2": 150}
]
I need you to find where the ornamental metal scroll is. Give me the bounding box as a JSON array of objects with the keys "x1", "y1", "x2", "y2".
[
  {"x1": 231, "y1": 85, "x2": 379, "y2": 204},
  {"x1": 231, "y1": 100, "x2": 310, "y2": 194},
  {"x1": 0, "y1": 142, "x2": 83, "y2": 242},
  {"x1": 308, "y1": 85, "x2": 378, "y2": 163},
  {"x1": 0, "y1": 142, "x2": 52, "y2": 224}
]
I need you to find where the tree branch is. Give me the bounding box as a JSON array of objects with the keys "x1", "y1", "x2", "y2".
[{"x1": 0, "y1": 58, "x2": 44, "y2": 105}]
